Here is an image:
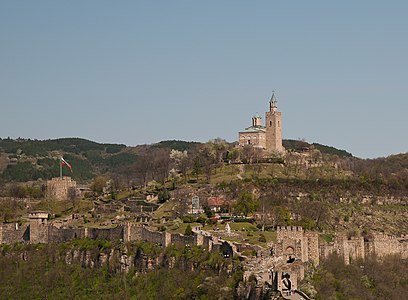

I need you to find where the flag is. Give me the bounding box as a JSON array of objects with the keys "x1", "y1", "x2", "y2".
[{"x1": 60, "y1": 157, "x2": 73, "y2": 172}]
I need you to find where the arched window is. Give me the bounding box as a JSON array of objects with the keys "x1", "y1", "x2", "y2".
[{"x1": 269, "y1": 121, "x2": 272, "y2": 127}]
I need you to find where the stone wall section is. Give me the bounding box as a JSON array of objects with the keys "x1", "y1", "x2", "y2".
[
  {"x1": 320, "y1": 233, "x2": 408, "y2": 264},
  {"x1": 305, "y1": 231, "x2": 319, "y2": 265},
  {"x1": 2, "y1": 218, "x2": 408, "y2": 265},
  {"x1": 46, "y1": 177, "x2": 77, "y2": 201},
  {"x1": 171, "y1": 233, "x2": 196, "y2": 246},
  {"x1": 48, "y1": 226, "x2": 86, "y2": 243},
  {"x1": 369, "y1": 233, "x2": 408, "y2": 258},
  {"x1": 0, "y1": 223, "x2": 29, "y2": 243}
]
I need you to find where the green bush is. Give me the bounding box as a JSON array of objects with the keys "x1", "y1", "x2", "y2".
[
  {"x1": 184, "y1": 224, "x2": 193, "y2": 236},
  {"x1": 182, "y1": 215, "x2": 195, "y2": 223}
]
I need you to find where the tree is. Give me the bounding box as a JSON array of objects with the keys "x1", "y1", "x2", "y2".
[
  {"x1": 158, "y1": 188, "x2": 170, "y2": 203},
  {"x1": 241, "y1": 145, "x2": 256, "y2": 164},
  {"x1": 151, "y1": 149, "x2": 170, "y2": 183},
  {"x1": 272, "y1": 206, "x2": 291, "y2": 226},
  {"x1": 233, "y1": 192, "x2": 259, "y2": 216},
  {"x1": 184, "y1": 224, "x2": 193, "y2": 236},
  {"x1": 91, "y1": 176, "x2": 106, "y2": 194},
  {"x1": 227, "y1": 148, "x2": 239, "y2": 163}
]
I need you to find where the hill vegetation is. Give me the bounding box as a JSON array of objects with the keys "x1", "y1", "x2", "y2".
[
  {"x1": 283, "y1": 139, "x2": 353, "y2": 157},
  {"x1": 0, "y1": 241, "x2": 241, "y2": 300},
  {"x1": 0, "y1": 138, "x2": 202, "y2": 182},
  {"x1": 0, "y1": 137, "x2": 407, "y2": 299}
]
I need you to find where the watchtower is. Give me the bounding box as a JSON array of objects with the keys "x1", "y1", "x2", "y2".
[
  {"x1": 29, "y1": 211, "x2": 49, "y2": 243},
  {"x1": 265, "y1": 92, "x2": 284, "y2": 153}
]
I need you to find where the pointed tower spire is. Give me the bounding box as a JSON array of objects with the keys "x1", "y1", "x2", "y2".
[{"x1": 270, "y1": 91, "x2": 277, "y2": 112}]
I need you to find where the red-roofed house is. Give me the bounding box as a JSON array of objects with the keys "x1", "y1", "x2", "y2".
[{"x1": 207, "y1": 197, "x2": 227, "y2": 212}]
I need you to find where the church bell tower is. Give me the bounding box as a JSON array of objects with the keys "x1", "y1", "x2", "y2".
[{"x1": 265, "y1": 92, "x2": 284, "y2": 153}]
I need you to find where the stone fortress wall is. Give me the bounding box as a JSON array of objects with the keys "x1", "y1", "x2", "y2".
[
  {"x1": 0, "y1": 213, "x2": 214, "y2": 252},
  {"x1": 275, "y1": 225, "x2": 408, "y2": 266},
  {"x1": 2, "y1": 212, "x2": 408, "y2": 297},
  {"x1": 319, "y1": 233, "x2": 408, "y2": 264},
  {"x1": 1, "y1": 214, "x2": 407, "y2": 265}
]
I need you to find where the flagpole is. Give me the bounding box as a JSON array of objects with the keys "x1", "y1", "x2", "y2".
[{"x1": 60, "y1": 158, "x2": 62, "y2": 179}]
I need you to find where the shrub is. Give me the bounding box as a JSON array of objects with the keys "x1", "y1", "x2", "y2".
[
  {"x1": 182, "y1": 215, "x2": 195, "y2": 223},
  {"x1": 184, "y1": 224, "x2": 193, "y2": 236}
]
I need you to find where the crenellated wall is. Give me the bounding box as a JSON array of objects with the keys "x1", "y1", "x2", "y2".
[
  {"x1": 320, "y1": 233, "x2": 408, "y2": 264},
  {"x1": 0, "y1": 220, "x2": 223, "y2": 257},
  {"x1": 276, "y1": 226, "x2": 319, "y2": 265},
  {"x1": 367, "y1": 233, "x2": 408, "y2": 259},
  {"x1": 2, "y1": 218, "x2": 408, "y2": 265}
]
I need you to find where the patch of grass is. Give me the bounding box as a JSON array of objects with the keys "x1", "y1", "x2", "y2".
[
  {"x1": 322, "y1": 233, "x2": 334, "y2": 243},
  {"x1": 116, "y1": 191, "x2": 131, "y2": 200},
  {"x1": 169, "y1": 222, "x2": 201, "y2": 234},
  {"x1": 33, "y1": 200, "x2": 70, "y2": 216},
  {"x1": 152, "y1": 201, "x2": 177, "y2": 219},
  {"x1": 210, "y1": 165, "x2": 240, "y2": 184}
]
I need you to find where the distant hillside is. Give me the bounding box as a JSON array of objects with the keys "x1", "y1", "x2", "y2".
[
  {"x1": 0, "y1": 138, "x2": 203, "y2": 182},
  {"x1": 151, "y1": 140, "x2": 201, "y2": 151},
  {"x1": 0, "y1": 138, "x2": 135, "y2": 182},
  {"x1": 283, "y1": 139, "x2": 353, "y2": 157},
  {"x1": 0, "y1": 137, "x2": 126, "y2": 156}
]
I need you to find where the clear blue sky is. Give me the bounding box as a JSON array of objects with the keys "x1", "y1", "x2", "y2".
[{"x1": 1, "y1": 1, "x2": 407, "y2": 158}]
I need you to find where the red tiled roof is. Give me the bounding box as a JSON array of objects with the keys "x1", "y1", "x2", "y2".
[{"x1": 207, "y1": 197, "x2": 225, "y2": 207}]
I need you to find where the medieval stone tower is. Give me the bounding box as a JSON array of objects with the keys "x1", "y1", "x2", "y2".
[{"x1": 265, "y1": 93, "x2": 284, "y2": 153}]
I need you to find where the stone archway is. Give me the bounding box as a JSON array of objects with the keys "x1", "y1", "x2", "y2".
[{"x1": 285, "y1": 246, "x2": 295, "y2": 263}]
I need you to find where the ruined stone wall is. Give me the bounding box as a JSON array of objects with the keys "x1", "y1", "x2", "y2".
[
  {"x1": 370, "y1": 234, "x2": 405, "y2": 258},
  {"x1": 1, "y1": 221, "x2": 216, "y2": 252},
  {"x1": 321, "y1": 235, "x2": 366, "y2": 265},
  {"x1": 48, "y1": 226, "x2": 87, "y2": 243},
  {"x1": 0, "y1": 223, "x2": 29, "y2": 243},
  {"x1": 201, "y1": 235, "x2": 213, "y2": 251},
  {"x1": 123, "y1": 223, "x2": 143, "y2": 243},
  {"x1": 170, "y1": 233, "x2": 196, "y2": 246},
  {"x1": 305, "y1": 231, "x2": 319, "y2": 265},
  {"x1": 87, "y1": 226, "x2": 124, "y2": 241},
  {"x1": 140, "y1": 227, "x2": 168, "y2": 246},
  {"x1": 319, "y1": 236, "x2": 346, "y2": 263},
  {"x1": 344, "y1": 237, "x2": 365, "y2": 264},
  {"x1": 273, "y1": 264, "x2": 304, "y2": 294}
]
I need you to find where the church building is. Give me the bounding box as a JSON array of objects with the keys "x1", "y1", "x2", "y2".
[{"x1": 238, "y1": 92, "x2": 284, "y2": 153}]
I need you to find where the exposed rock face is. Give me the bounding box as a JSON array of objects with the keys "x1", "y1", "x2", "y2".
[{"x1": 64, "y1": 248, "x2": 129, "y2": 272}]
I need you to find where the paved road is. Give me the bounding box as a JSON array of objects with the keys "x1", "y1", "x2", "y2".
[{"x1": 282, "y1": 291, "x2": 309, "y2": 300}]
